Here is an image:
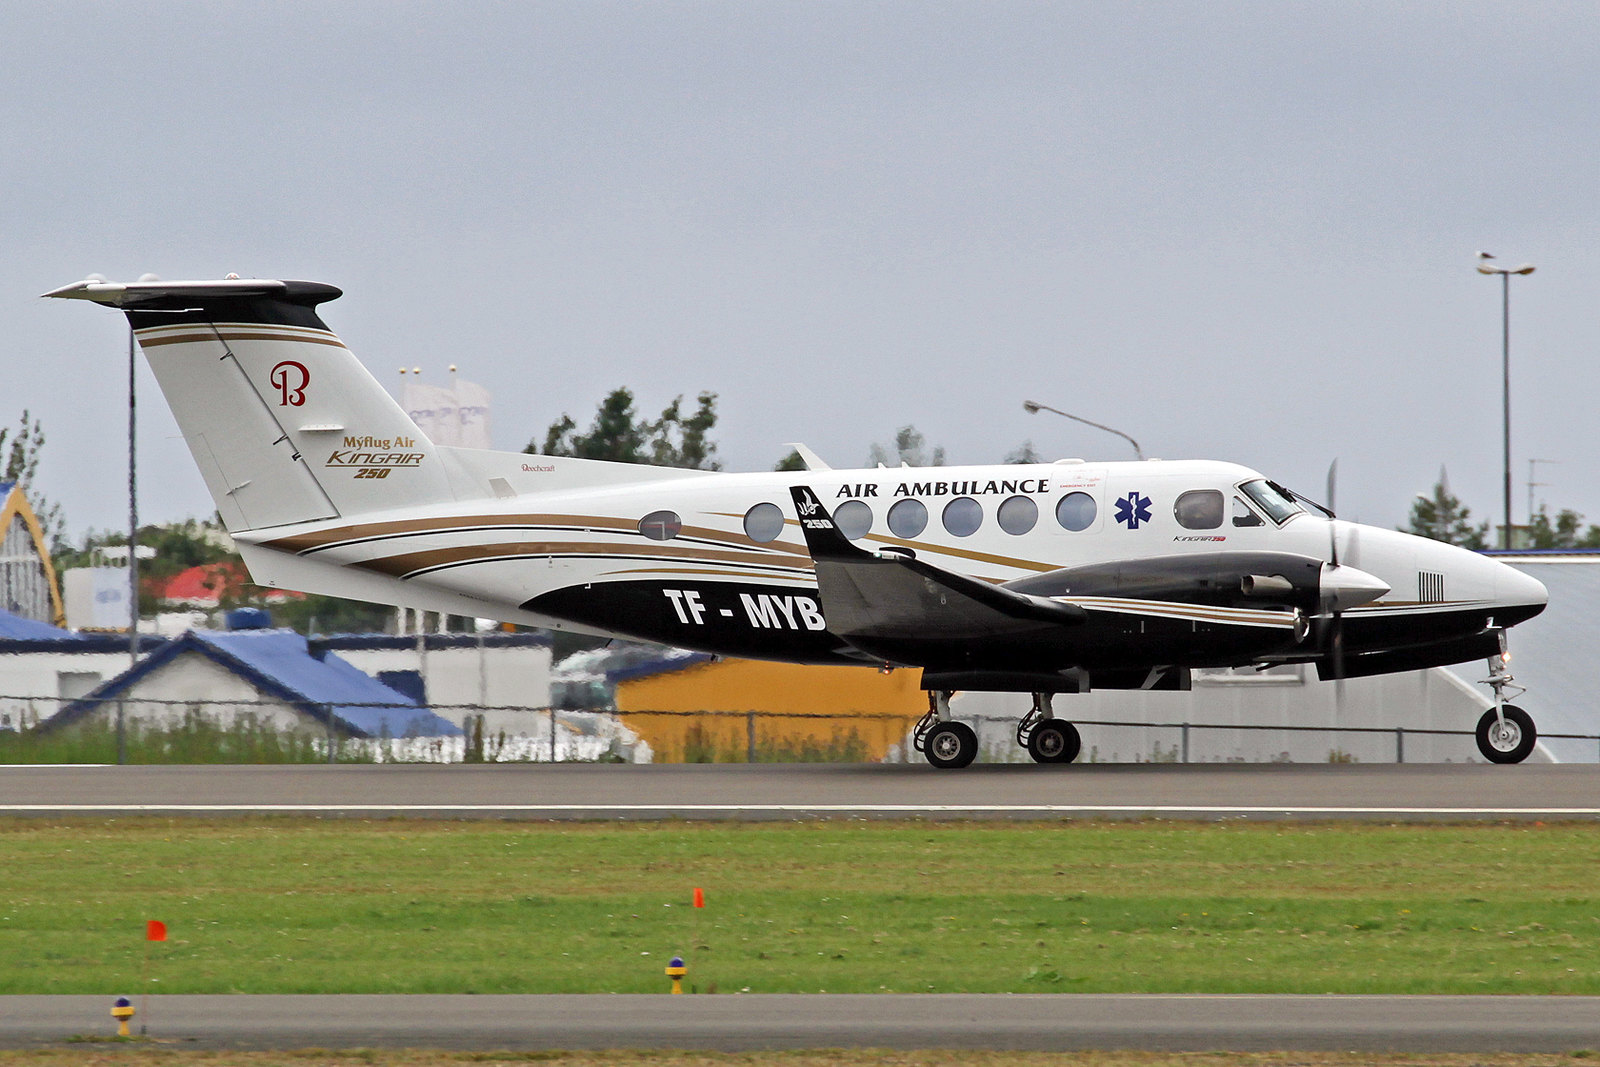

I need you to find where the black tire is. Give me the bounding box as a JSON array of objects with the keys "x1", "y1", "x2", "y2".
[
  {"x1": 1027, "y1": 720, "x2": 1082, "y2": 764},
  {"x1": 924, "y1": 721, "x2": 978, "y2": 769},
  {"x1": 1475, "y1": 705, "x2": 1537, "y2": 764}
]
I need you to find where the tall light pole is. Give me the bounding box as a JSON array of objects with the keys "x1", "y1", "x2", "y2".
[
  {"x1": 1022, "y1": 400, "x2": 1145, "y2": 460},
  {"x1": 1476, "y1": 252, "x2": 1535, "y2": 550},
  {"x1": 127, "y1": 324, "x2": 138, "y2": 666}
]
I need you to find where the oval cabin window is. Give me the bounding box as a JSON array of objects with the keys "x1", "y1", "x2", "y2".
[
  {"x1": 1174, "y1": 490, "x2": 1224, "y2": 530},
  {"x1": 743, "y1": 502, "x2": 784, "y2": 543},
  {"x1": 888, "y1": 499, "x2": 928, "y2": 538},
  {"x1": 996, "y1": 495, "x2": 1038, "y2": 535},
  {"x1": 942, "y1": 497, "x2": 983, "y2": 538},
  {"x1": 834, "y1": 500, "x2": 873, "y2": 540},
  {"x1": 638, "y1": 510, "x2": 682, "y2": 541},
  {"x1": 1055, "y1": 492, "x2": 1097, "y2": 532}
]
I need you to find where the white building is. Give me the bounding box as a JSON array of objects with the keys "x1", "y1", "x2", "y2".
[
  {"x1": 1478, "y1": 553, "x2": 1600, "y2": 763},
  {"x1": 0, "y1": 610, "x2": 161, "y2": 731},
  {"x1": 949, "y1": 664, "x2": 1501, "y2": 764}
]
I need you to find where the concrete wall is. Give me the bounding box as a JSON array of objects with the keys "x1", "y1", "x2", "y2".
[
  {"x1": 332, "y1": 641, "x2": 552, "y2": 732},
  {"x1": 0, "y1": 648, "x2": 141, "y2": 730}
]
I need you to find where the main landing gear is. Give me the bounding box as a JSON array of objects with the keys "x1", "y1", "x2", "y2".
[
  {"x1": 913, "y1": 691, "x2": 1081, "y2": 769},
  {"x1": 914, "y1": 691, "x2": 977, "y2": 769},
  {"x1": 1476, "y1": 637, "x2": 1537, "y2": 764},
  {"x1": 1017, "y1": 693, "x2": 1081, "y2": 764}
]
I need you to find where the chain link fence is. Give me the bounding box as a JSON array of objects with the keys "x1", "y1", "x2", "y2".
[{"x1": 2, "y1": 693, "x2": 1596, "y2": 764}]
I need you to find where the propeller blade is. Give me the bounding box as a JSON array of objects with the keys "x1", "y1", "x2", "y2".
[
  {"x1": 1325, "y1": 458, "x2": 1339, "y2": 568},
  {"x1": 1322, "y1": 459, "x2": 1350, "y2": 758}
]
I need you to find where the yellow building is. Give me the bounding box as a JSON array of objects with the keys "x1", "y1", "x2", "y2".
[{"x1": 613, "y1": 654, "x2": 926, "y2": 762}]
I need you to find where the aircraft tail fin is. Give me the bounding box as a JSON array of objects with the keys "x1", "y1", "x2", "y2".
[{"x1": 45, "y1": 277, "x2": 456, "y2": 532}]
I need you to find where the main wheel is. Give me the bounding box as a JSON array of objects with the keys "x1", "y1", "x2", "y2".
[
  {"x1": 924, "y1": 721, "x2": 978, "y2": 769},
  {"x1": 1475, "y1": 705, "x2": 1536, "y2": 764},
  {"x1": 1027, "y1": 720, "x2": 1081, "y2": 764}
]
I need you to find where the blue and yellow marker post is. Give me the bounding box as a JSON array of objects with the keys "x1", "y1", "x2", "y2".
[{"x1": 111, "y1": 997, "x2": 134, "y2": 1036}]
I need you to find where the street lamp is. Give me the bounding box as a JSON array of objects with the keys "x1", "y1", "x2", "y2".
[
  {"x1": 1022, "y1": 400, "x2": 1144, "y2": 460},
  {"x1": 1476, "y1": 252, "x2": 1535, "y2": 550}
]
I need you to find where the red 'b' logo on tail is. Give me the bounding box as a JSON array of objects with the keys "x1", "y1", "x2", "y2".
[{"x1": 270, "y1": 361, "x2": 310, "y2": 406}]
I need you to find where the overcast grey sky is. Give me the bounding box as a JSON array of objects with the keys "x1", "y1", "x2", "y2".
[{"x1": 4, "y1": 1, "x2": 1596, "y2": 539}]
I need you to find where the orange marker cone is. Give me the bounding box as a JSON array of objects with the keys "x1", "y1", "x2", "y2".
[{"x1": 693, "y1": 888, "x2": 704, "y2": 908}]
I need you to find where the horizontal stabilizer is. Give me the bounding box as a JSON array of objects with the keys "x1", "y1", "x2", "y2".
[{"x1": 43, "y1": 277, "x2": 341, "y2": 310}]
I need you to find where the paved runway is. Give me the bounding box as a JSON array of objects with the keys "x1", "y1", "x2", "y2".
[
  {"x1": 5, "y1": 994, "x2": 1600, "y2": 1052},
  {"x1": 2, "y1": 762, "x2": 1599, "y2": 819}
]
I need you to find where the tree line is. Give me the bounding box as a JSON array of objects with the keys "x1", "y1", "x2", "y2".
[{"x1": 1402, "y1": 471, "x2": 1600, "y2": 550}]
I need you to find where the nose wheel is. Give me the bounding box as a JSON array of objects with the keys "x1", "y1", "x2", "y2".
[{"x1": 1475, "y1": 704, "x2": 1536, "y2": 764}]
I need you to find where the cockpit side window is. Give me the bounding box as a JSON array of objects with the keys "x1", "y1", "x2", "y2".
[
  {"x1": 1174, "y1": 489, "x2": 1224, "y2": 530},
  {"x1": 1232, "y1": 496, "x2": 1265, "y2": 527},
  {"x1": 1239, "y1": 479, "x2": 1302, "y2": 525}
]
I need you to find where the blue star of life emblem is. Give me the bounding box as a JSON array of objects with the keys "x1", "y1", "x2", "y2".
[{"x1": 1114, "y1": 491, "x2": 1153, "y2": 529}]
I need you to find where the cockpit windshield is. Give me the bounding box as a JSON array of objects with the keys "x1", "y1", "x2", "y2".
[{"x1": 1239, "y1": 479, "x2": 1303, "y2": 525}]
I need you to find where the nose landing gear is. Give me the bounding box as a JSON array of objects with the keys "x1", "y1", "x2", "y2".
[{"x1": 1476, "y1": 633, "x2": 1537, "y2": 764}]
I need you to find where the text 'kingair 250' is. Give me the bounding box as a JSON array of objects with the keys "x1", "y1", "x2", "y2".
[{"x1": 47, "y1": 276, "x2": 1549, "y2": 767}]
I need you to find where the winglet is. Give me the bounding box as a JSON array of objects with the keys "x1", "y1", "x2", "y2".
[
  {"x1": 779, "y1": 443, "x2": 832, "y2": 471},
  {"x1": 789, "y1": 486, "x2": 869, "y2": 561}
]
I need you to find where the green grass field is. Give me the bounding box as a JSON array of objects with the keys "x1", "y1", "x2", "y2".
[{"x1": 4, "y1": 818, "x2": 1597, "y2": 996}]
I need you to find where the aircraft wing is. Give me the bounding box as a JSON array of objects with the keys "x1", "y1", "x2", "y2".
[{"x1": 788, "y1": 486, "x2": 1085, "y2": 641}]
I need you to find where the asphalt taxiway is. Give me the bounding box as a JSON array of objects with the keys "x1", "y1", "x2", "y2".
[
  {"x1": 2, "y1": 761, "x2": 1599, "y2": 819},
  {"x1": 4, "y1": 994, "x2": 1599, "y2": 1052}
]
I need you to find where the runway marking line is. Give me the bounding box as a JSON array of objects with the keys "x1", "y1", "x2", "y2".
[{"x1": 3, "y1": 803, "x2": 1600, "y2": 815}]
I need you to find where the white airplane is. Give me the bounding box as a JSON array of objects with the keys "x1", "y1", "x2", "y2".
[{"x1": 46, "y1": 276, "x2": 1550, "y2": 767}]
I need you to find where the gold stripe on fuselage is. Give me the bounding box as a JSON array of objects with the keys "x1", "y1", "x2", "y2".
[
  {"x1": 262, "y1": 514, "x2": 811, "y2": 560},
  {"x1": 1063, "y1": 596, "x2": 1299, "y2": 629},
  {"x1": 596, "y1": 566, "x2": 818, "y2": 582},
  {"x1": 354, "y1": 539, "x2": 815, "y2": 580}
]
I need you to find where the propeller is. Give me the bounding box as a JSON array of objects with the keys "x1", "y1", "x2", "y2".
[
  {"x1": 1325, "y1": 459, "x2": 1338, "y2": 565},
  {"x1": 1324, "y1": 459, "x2": 1353, "y2": 755}
]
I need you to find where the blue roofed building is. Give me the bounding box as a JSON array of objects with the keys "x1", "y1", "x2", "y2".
[
  {"x1": 48, "y1": 628, "x2": 460, "y2": 739},
  {"x1": 0, "y1": 607, "x2": 85, "y2": 643}
]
